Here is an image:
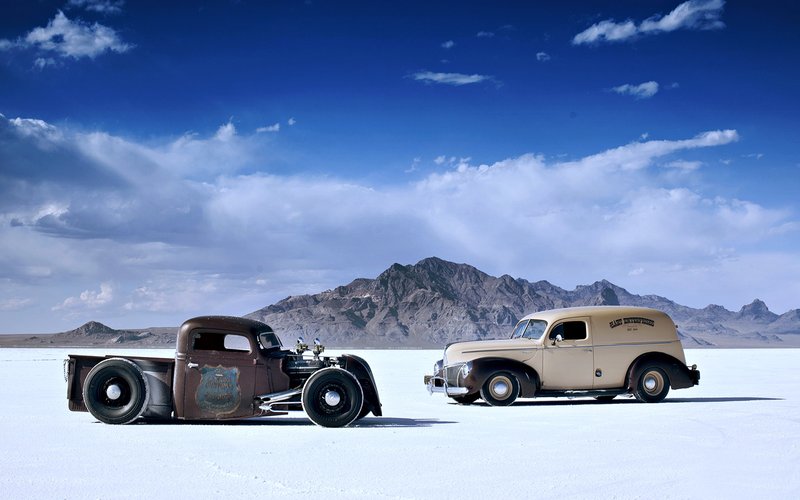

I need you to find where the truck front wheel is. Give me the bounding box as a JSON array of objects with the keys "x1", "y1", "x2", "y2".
[
  {"x1": 302, "y1": 368, "x2": 364, "y2": 427},
  {"x1": 83, "y1": 358, "x2": 149, "y2": 424},
  {"x1": 632, "y1": 365, "x2": 670, "y2": 403}
]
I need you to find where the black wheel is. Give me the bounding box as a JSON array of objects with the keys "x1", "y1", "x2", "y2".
[
  {"x1": 451, "y1": 393, "x2": 480, "y2": 405},
  {"x1": 595, "y1": 395, "x2": 616, "y2": 402},
  {"x1": 632, "y1": 365, "x2": 670, "y2": 403},
  {"x1": 302, "y1": 368, "x2": 364, "y2": 427},
  {"x1": 480, "y1": 372, "x2": 519, "y2": 406},
  {"x1": 83, "y1": 358, "x2": 149, "y2": 424}
]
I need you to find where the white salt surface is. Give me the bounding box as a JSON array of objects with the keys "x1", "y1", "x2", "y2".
[{"x1": 1, "y1": 348, "x2": 799, "y2": 499}]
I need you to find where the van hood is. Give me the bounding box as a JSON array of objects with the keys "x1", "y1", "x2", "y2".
[{"x1": 444, "y1": 338, "x2": 541, "y2": 364}]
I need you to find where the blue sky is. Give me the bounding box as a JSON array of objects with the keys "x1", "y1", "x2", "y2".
[{"x1": 1, "y1": 0, "x2": 798, "y2": 332}]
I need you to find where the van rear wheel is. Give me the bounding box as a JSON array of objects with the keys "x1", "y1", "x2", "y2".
[
  {"x1": 633, "y1": 365, "x2": 670, "y2": 403},
  {"x1": 480, "y1": 372, "x2": 519, "y2": 406}
]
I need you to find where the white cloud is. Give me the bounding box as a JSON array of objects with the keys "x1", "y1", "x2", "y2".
[
  {"x1": 441, "y1": 40, "x2": 455, "y2": 49},
  {"x1": 34, "y1": 57, "x2": 57, "y2": 69},
  {"x1": 665, "y1": 160, "x2": 703, "y2": 171},
  {"x1": 0, "y1": 298, "x2": 33, "y2": 312},
  {"x1": 476, "y1": 31, "x2": 494, "y2": 38},
  {"x1": 536, "y1": 52, "x2": 551, "y2": 62},
  {"x1": 53, "y1": 283, "x2": 114, "y2": 311},
  {"x1": 68, "y1": 0, "x2": 125, "y2": 14},
  {"x1": 287, "y1": 117, "x2": 297, "y2": 126},
  {"x1": 257, "y1": 123, "x2": 280, "y2": 133},
  {"x1": 28, "y1": 11, "x2": 131, "y2": 58},
  {"x1": 612, "y1": 81, "x2": 660, "y2": 99},
  {"x1": 411, "y1": 71, "x2": 494, "y2": 86},
  {"x1": 7, "y1": 11, "x2": 131, "y2": 60},
  {"x1": 573, "y1": 0, "x2": 725, "y2": 45}
]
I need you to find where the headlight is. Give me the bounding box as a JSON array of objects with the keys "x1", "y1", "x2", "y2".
[
  {"x1": 460, "y1": 361, "x2": 472, "y2": 378},
  {"x1": 433, "y1": 360, "x2": 443, "y2": 375}
]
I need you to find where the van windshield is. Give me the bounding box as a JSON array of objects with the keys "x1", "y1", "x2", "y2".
[{"x1": 511, "y1": 319, "x2": 548, "y2": 340}]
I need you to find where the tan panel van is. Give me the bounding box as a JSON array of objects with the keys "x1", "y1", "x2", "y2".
[{"x1": 425, "y1": 306, "x2": 699, "y2": 405}]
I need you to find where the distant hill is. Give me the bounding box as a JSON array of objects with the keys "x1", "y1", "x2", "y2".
[
  {"x1": 246, "y1": 257, "x2": 800, "y2": 348},
  {"x1": 0, "y1": 321, "x2": 177, "y2": 347}
]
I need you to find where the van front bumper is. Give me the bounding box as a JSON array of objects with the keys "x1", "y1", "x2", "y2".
[
  {"x1": 424, "y1": 374, "x2": 469, "y2": 396},
  {"x1": 425, "y1": 359, "x2": 472, "y2": 396}
]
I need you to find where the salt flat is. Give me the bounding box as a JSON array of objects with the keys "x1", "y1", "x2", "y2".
[{"x1": 0, "y1": 348, "x2": 798, "y2": 499}]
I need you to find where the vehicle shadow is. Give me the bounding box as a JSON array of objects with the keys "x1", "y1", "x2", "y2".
[
  {"x1": 460, "y1": 396, "x2": 783, "y2": 407},
  {"x1": 133, "y1": 417, "x2": 456, "y2": 428}
]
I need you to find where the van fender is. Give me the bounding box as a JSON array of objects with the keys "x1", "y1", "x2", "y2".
[
  {"x1": 339, "y1": 354, "x2": 382, "y2": 417},
  {"x1": 627, "y1": 352, "x2": 696, "y2": 391},
  {"x1": 468, "y1": 357, "x2": 540, "y2": 398}
]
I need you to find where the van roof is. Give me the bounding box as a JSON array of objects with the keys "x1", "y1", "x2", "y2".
[{"x1": 520, "y1": 306, "x2": 666, "y2": 323}]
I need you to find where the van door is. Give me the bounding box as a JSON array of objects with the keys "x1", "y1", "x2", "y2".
[
  {"x1": 182, "y1": 331, "x2": 257, "y2": 419},
  {"x1": 541, "y1": 318, "x2": 594, "y2": 390}
]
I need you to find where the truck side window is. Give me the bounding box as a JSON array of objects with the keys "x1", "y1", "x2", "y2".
[
  {"x1": 549, "y1": 321, "x2": 587, "y2": 341},
  {"x1": 193, "y1": 332, "x2": 251, "y2": 353}
]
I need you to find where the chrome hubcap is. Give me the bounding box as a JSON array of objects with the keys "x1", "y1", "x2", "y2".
[
  {"x1": 106, "y1": 384, "x2": 122, "y2": 400},
  {"x1": 323, "y1": 390, "x2": 341, "y2": 406},
  {"x1": 492, "y1": 380, "x2": 509, "y2": 397}
]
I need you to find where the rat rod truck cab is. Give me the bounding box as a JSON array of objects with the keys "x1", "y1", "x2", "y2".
[
  {"x1": 65, "y1": 316, "x2": 381, "y2": 427},
  {"x1": 425, "y1": 306, "x2": 699, "y2": 406}
]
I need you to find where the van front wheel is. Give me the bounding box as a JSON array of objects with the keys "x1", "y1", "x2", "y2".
[
  {"x1": 480, "y1": 372, "x2": 519, "y2": 406},
  {"x1": 633, "y1": 365, "x2": 670, "y2": 403}
]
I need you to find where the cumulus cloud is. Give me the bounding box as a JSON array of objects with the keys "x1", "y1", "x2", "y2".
[
  {"x1": 536, "y1": 52, "x2": 551, "y2": 62},
  {"x1": 1, "y1": 11, "x2": 131, "y2": 60},
  {"x1": 3, "y1": 112, "x2": 797, "y2": 331},
  {"x1": 612, "y1": 81, "x2": 660, "y2": 99},
  {"x1": 441, "y1": 40, "x2": 455, "y2": 49},
  {"x1": 411, "y1": 71, "x2": 494, "y2": 86},
  {"x1": 476, "y1": 31, "x2": 494, "y2": 38},
  {"x1": 573, "y1": 0, "x2": 725, "y2": 45}
]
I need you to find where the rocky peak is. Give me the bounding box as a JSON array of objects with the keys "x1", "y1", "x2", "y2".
[{"x1": 738, "y1": 299, "x2": 777, "y2": 321}]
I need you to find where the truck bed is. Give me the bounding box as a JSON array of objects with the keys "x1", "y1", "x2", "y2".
[{"x1": 66, "y1": 354, "x2": 176, "y2": 418}]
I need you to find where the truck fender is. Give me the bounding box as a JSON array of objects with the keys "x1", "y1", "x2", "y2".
[
  {"x1": 339, "y1": 354, "x2": 382, "y2": 417},
  {"x1": 468, "y1": 357, "x2": 540, "y2": 398},
  {"x1": 627, "y1": 352, "x2": 696, "y2": 391}
]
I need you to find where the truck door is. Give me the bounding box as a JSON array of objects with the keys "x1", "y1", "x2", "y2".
[
  {"x1": 541, "y1": 318, "x2": 595, "y2": 390},
  {"x1": 182, "y1": 331, "x2": 257, "y2": 420}
]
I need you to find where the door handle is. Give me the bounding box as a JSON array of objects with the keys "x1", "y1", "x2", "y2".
[{"x1": 187, "y1": 362, "x2": 199, "y2": 369}]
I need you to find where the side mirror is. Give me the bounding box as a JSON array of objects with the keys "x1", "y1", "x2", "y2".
[{"x1": 551, "y1": 334, "x2": 564, "y2": 346}]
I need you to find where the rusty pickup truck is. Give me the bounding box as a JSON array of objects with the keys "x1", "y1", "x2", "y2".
[{"x1": 65, "y1": 316, "x2": 381, "y2": 427}]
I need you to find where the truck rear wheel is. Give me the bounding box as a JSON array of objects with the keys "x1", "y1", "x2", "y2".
[
  {"x1": 480, "y1": 372, "x2": 519, "y2": 406},
  {"x1": 83, "y1": 358, "x2": 149, "y2": 424},
  {"x1": 632, "y1": 365, "x2": 670, "y2": 403},
  {"x1": 302, "y1": 368, "x2": 363, "y2": 427}
]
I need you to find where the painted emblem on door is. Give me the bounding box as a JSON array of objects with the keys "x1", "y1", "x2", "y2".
[{"x1": 196, "y1": 365, "x2": 241, "y2": 415}]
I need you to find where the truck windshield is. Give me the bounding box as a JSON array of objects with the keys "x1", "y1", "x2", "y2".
[
  {"x1": 511, "y1": 319, "x2": 548, "y2": 340},
  {"x1": 258, "y1": 331, "x2": 282, "y2": 350}
]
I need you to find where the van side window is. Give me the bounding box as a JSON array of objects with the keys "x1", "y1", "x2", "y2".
[{"x1": 549, "y1": 321, "x2": 587, "y2": 341}]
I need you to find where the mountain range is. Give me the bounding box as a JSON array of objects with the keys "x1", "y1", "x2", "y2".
[
  {"x1": 3, "y1": 257, "x2": 798, "y2": 348},
  {"x1": 246, "y1": 257, "x2": 800, "y2": 348}
]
